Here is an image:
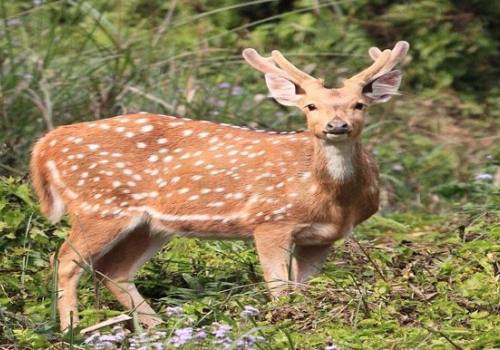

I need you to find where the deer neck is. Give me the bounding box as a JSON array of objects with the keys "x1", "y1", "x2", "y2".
[{"x1": 311, "y1": 138, "x2": 364, "y2": 187}]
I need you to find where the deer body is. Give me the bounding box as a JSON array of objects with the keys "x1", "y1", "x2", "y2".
[{"x1": 31, "y1": 42, "x2": 408, "y2": 331}]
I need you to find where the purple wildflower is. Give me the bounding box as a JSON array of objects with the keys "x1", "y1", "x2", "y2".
[
  {"x1": 213, "y1": 323, "x2": 232, "y2": 338},
  {"x1": 99, "y1": 334, "x2": 121, "y2": 342},
  {"x1": 475, "y1": 173, "x2": 493, "y2": 181},
  {"x1": 240, "y1": 305, "x2": 260, "y2": 318},
  {"x1": 194, "y1": 329, "x2": 207, "y2": 340},
  {"x1": 151, "y1": 343, "x2": 165, "y2": 350},
  {"x1": 95, "y1": 341, "x2": 115, "y2": 349},
  {"x1": 236, "y1": 335, "x2": 264, "y2": 348},
  {"x1": 84, "y1": 332, "x2": 101, "y2": 345},
  {"x1": 165, "y1": 306, "x2": 183, "y2": 316},
  {"x1": 7, "y1": 18, "x2": 22, "y2": 26},
  {"x1": 231, "y1": 86, "x2": 243, "y2": 96},
  {"x1": 212, "y1": 323, "x2": 232, "y2": 348},
  {"x1": 154, "y1": 331, "x2": 167, "y2": 338},
  {"x1": 111, "y1": 325, "x2": 127, "y2": 339},
  {"x1": 218, "y1": 82, "x2": 232, "y2": 89},
  {"x1": 170, "y1": 327, "x2": 193, "y2": 347}
]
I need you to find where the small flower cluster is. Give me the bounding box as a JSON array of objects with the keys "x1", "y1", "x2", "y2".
[
  {"x1": 212, "y1": 323, "x2": 232, "y2": 348},
  {"x1": 82, "y1": 305, "x2": 266, "y2": 349},
  {"x1": 168, "y1": 327, "x2": 208, "y2": 347},
  {"x1": 236, "y1": 335, "x2": 265, "y2": 349},
  {"x1": 84, "y1": 326, "x2": 129, "y2": 349},
  {"x1": 218, "y1": 82, "x2": 244, "y2": 96},
  {"x1": 128, "y1": 330, "x2": 167, "y2": 350},
  {"x1": 165, "y1": 306, "x2": 183, "y2": 317},
  {"x1": 475, "y1": 173, "x2": 493, "y2": 181},
  {"x1": 240, "y1": 305, "x2": 260, "y2": 319}
]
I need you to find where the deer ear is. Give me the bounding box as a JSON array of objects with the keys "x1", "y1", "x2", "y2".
[
  {"x1": 362, "y1": 70, "x2": 402, "y2": 104},
  {"x1": 264, "y1": 73, "x2": 301, "y2": 106}
]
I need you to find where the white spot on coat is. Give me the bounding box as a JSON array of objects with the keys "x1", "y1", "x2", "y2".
[
  {"x1": 148, "y1": 155, "x2": 159, "y2": 163},
  {"x1": 141, "y1": 125, "x2": 154, "y2": 133}
]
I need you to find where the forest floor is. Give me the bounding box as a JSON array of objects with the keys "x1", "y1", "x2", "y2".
[{"x1": 0, "y1": 178, "x2": 498, "y2": 349}]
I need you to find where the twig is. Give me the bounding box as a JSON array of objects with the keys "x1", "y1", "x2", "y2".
[
  {"x1": 153, "y1": 0, "x2": 177, "y2": 46},
  {"x1": 126, "y1": 85, "x2": 175, "y2": 111},
  {"x1": 0, "y1": 163, "x2": 24, "y2": 176},
  {"x1": 349, "y1": 274, "x2": 371, "y2": 318},
  {"x1": 350, "y1": 236, "x2": 387, "y2": 282},
  {"x1": 422, "y1": 325, "x2": 464, "y2": 350},
  {"x1": 80, "y1": 314, "x2": 132, "y2": 334}
]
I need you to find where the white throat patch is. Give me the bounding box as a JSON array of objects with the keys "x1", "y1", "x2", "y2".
[{"x1": 324, "y1": 143, "x2": 355, "y2": 181}]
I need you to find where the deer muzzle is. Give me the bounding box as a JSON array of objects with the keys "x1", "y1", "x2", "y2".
[{"x1": 324, "y1": 118, "x2": 352, "y2": 135}]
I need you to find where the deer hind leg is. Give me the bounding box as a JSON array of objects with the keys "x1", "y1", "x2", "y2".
[
  {"x1": 253, "y1": 223, "x2": 295, "y2": 297},
  {"x1": 94, "y1": 222, "x2": 170, "y2": 328},
  {"x1": 56, "y1": 215, "x2": 154, "y2": 331},
  {"x1": 291, "y1": 244, "x2": 331, "y2": 286},
  {"x1": 56, "y1": 219, "x2": 127, "y2": 331}
]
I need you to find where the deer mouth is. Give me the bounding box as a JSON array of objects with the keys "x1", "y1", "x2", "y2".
[{"x1": 323, "y1": 131, "x2": 350, "y2": 142}]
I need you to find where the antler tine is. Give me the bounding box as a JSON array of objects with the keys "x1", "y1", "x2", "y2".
[
  {"x1": 271, "y1": 50, "x2": 315, "y2": 83},
  {"x1": 242, "y1": 48, "x2": 294, "y2": 81},
  {"x1": 369, "y1": 41, "x2": 410, "y2": 78},
  {"x1": 345, "y1": 49, "x2": 392, "y2": 85},
  {"x1": 368, "y1": 47, "x2": 382, "y2": 60}
]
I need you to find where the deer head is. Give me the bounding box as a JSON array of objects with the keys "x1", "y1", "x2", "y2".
[{"x1": 242, "y1": 41, "x2": 409, "y2": 143}]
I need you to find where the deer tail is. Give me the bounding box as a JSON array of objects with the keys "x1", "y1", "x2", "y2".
[{"x1": 30, "y1": 139, "x2": 66, "y2": 223}]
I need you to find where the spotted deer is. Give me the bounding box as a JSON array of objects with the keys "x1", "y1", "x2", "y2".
[{"x1": 31, "y1": 41, "x2": 409, "y2": 331}]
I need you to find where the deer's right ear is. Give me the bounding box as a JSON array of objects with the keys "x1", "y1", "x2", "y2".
[{"x1": 264, "y1": 74, "x2": 301, "y2": 106}]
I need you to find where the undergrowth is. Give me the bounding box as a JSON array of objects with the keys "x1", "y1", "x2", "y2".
[{"x1": 0, "y1": 176, "x2": 498, "y2": 349}]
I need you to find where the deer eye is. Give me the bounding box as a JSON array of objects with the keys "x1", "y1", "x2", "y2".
[
  {"x1": 354, "y1": 102, "x2": 366, "y2": 110},
  {"x1": 305, "y1": 104, "x2": 317, "y2": 111}
]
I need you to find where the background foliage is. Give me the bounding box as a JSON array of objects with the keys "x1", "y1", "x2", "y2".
[{"x1": 0, "y1": 0, "x2": 498, "y2": 349}]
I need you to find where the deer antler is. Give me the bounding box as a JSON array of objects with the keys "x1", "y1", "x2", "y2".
[
  {"x1": 368, "y1": 41, "x2": 409, "y2": 79},
  {"x1": 345, "y1": 49, "x2": 392, "y2": 86},
  {"x1": 345, "y1": 41, "x2": 409, "y2": 86}
]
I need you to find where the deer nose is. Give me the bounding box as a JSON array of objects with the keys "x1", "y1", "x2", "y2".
[{"x1": 324, "y1": 118, "x2": 351, "y2": 135}]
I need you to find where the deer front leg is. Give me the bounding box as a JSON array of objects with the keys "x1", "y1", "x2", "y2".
[
  {"x1": 57, "y1": 240, "x2": 84, "y2": 331},
  {"x1": 291, "y1": 244, "x2": 331, "y2": 286},
  {"x1": 253, "y1": 223, "x2": 295, "y2": 297}
]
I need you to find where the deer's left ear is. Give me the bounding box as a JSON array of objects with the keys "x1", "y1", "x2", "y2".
[{"x1": 362, "y1": 70, "x2": 402, "y2": 104}]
